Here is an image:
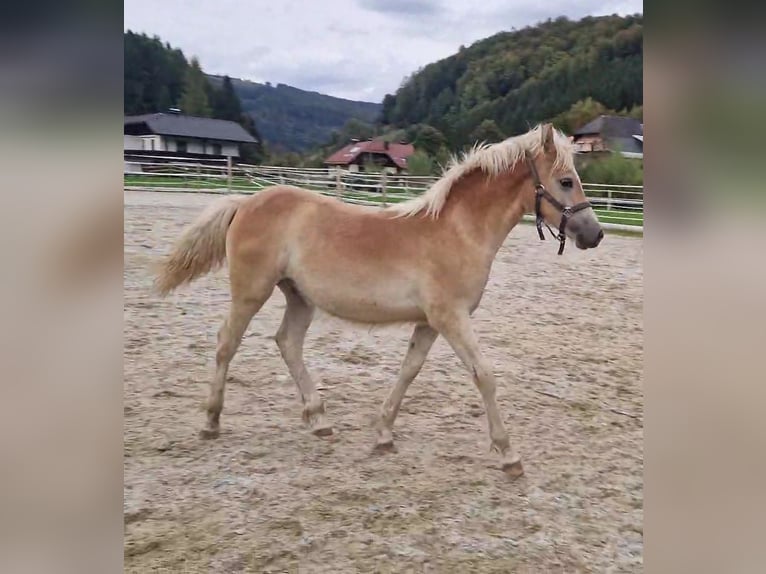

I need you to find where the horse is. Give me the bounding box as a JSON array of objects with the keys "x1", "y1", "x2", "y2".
[{"x1": 154, "y1": 123, "x2": 604, "y2": 477}]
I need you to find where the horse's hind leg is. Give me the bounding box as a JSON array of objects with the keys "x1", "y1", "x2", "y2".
[
  {"x1": 276, "y1": 280, "x2": 333, "y2": 436},
  {"x1": 200, "y1": 285, "x2": 273, "y2": 439}
]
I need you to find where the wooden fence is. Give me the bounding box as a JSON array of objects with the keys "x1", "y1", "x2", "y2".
[{"x1": 124, "y1": 154, "x2": 643, "y2": 232}]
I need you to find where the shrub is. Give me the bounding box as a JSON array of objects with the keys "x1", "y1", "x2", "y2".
[
  {"x1": 407, "y1": 151, "x2": 435, "y2": 176},
  {"x1": 578, "y1": 153, "x2": 643, "y2": 185}
]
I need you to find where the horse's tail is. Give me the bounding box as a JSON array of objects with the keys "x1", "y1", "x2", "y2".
[{"x1": 154, "y1": 195, "x2": 246, "y2": 296}]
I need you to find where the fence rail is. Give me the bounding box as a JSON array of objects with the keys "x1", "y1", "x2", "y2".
[{"x1": 124, "y1": 156, "x2": 643, "y2": 232}]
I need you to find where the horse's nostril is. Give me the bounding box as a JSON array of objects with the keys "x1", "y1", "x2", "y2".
[{"x1": 595, "y1": 229, "x2": 604, "y2": 246}]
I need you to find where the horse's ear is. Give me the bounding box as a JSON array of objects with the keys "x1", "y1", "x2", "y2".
[{"x1": 541, "y1": 123, "x2": 555, "y2": 153}]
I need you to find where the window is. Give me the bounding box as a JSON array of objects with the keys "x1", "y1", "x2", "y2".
[
  {"x1": 176, "y1": 140, "x2": 187, "y2": 153},
  {"x1": 211, "y1": 143, "x2": 222, "y2": 155}
]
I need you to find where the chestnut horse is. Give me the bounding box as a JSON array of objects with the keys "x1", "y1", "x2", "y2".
[{"x1": 155, "y1": 123, "x2": 603, "y2": 477}]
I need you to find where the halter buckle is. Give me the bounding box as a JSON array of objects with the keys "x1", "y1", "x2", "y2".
[{"x1": 561, "y1": 207, "x2": 573, "y2": 218}]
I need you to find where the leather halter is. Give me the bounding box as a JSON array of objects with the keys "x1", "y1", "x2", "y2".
[{"x1": 524, "y1": 151, "x2": 592, "y2": 255}]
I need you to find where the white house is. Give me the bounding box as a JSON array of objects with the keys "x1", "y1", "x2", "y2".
[{"x1": 124, "y1": 112, "x2": 257, "y2": 158}]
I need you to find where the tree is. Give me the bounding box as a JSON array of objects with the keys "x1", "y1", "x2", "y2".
[
  {"x1": 406, "y1": 151, "x2": 435, "y2": 176},
  {"x1": 213, "y1": 76, "x2": 243, "y2": 122},
  {"x1": 551, "y1": 97, "x2": 610, "y2": 133},
  {"x1": 469, "y1": 119, "x2": 505, "y2": 144},
  {"x1": 380, "y1": 14, "x2": 642, "y2": 148},
  {"x1": 380, "y1": 94, "x2": 396, "y2": 125},
  {"x1": 157, "y1": 86, "x2": 172, "y2": 112},
  {"x1": 124, "y1": 31, "x2": 189, "y2": 114},
  {"x1": 410, "y1": 124, "x2": 446, "y2": 157},
  {"x1": 239, "y1": 113, "x2": 265, "y2": 164},
  {"x1": 339, "y1": 118, "x2": 376, "y2": 141},
  {"x1": 180, "y1": 57, "x2": 212, "y2": 116},
  {"x1": 271, "y1": 151, "x2": 303, "y2": 167}
]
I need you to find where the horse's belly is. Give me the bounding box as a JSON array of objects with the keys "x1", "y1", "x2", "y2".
[
  {"x1": 319, "y1": 299, "x2": 426, "y2": 324},
  {"x1": 291, "y1": 275, "x2": 425, "y2": 324}
]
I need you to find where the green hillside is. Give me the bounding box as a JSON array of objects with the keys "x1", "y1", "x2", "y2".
[
  {"x1": 123, "y1": 30, "x2": 380, "y2": 155},
  {"x1": 380, "y1": 14, "x2": 643, "y2": 148},
  {"x1": 125, "y1": 14, "x2": 642, "y2": 165},
  {"x1": 210, "y1": 76, "x2": 382, "y2": 153}
]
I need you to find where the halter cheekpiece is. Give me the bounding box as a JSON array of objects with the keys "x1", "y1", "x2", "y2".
[{"x1": 524, "y1": 151, "x2": 592, "y2": 255}]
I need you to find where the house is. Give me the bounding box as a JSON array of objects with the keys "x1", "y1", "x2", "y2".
[
  {"x1": 124, "y1": 111, "x2": 257, "y2": 159},
  {"x1": 572, "y1": 115, "x2": 643, "y2": 159},
  {"x1": 324, "y1": 137, "x2": 415, "y2": 174}
]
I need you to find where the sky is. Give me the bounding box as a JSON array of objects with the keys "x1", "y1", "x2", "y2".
[{"x1": 124, "y1": 0, "x2": 642, "y2": 103}]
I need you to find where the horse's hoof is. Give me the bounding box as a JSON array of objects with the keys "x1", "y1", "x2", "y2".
[
  {"x1": 373, "y1": 441, "x2": 396, "y2": 454},
  {"x1": 312, "y1": 425, "x2": 334, "y2": 437},
  {"x1": 502, "y1": 460, "x2": 524, "y2": 479},
  {"x1": 199, "y1": 428, "x2": 220, "y2": 440}
]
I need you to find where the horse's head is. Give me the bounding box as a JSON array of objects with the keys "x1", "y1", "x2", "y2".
[{"x1": 528, "y1": 123, "x2": 604, "y2": 251}]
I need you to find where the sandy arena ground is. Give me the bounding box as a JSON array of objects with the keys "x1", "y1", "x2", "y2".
[{"x1": 124, "y1": 190, "x2": 643, "y2": 573}]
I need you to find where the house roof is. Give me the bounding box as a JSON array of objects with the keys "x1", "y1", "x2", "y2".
[
  {"x1": 324, "y1": 138, "x2": 415, "y2": 169},
  {"x1": 573, "y1": 115, "x2": 643, "y2": 155},
  {"x1": 124, "y1": 113, "x2": 257, "y2": 143},
  {"x1": 574, "y1": 115, "x2": 643, "y2": 138}
]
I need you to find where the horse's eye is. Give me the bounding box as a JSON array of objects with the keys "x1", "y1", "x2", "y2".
[{"x1": 559, "y1": 178, "x2": 573, "y2": 189}]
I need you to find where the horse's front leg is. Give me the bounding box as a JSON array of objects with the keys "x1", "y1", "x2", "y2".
[
  {"x1": 429, "y1": 309, "x2": 523, "y2": 477},
  {"x1": 375, "y1": 323, "x2": 438, "y2": 450}
]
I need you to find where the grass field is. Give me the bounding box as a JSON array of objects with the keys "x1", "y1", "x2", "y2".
[{"x1": 593, "y1": 208, "x2": 643, "y2": 226}]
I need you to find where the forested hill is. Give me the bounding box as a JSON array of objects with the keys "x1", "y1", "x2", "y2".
[
  {"x1": 209, "y1": 76, "x2": 381, "y2": 152},
  {"x1": 380, "y1": 14, "x2": 643, "y2": 148},
  {"x1": 123, "y1": 30, "x2": 380, "y2": 154},
  {"x1": 124, "y1": 31, "x2": 265, "y2": 161}
]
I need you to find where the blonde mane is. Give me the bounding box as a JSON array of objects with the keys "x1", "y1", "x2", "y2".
[{"x1": 390, "y1": 124, "x2": 576, "y2": 218}]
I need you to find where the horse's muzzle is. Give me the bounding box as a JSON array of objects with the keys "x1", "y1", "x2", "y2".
[{"x1": 576, "y1": 228, "x2": 604, "y2": 250}]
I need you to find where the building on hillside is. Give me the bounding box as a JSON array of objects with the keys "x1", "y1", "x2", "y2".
[
  {"x1": 323, "y1": 137, "x2": 415, "y2": 174},
  {"x1": 124, "y1": 111, "x2": 257, "y2": 160},
  {"x1": 572, "y1": 115, "x2": 643, "y2": 159}
]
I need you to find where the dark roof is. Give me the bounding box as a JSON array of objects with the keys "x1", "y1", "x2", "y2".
[
  {"x1": 124, "y1": 113, "x2": 257, "y2": 143},
  {"x1": 573, "y1": 115, "x2": 643, "y2": 154},
  {"x1": 324, "y1": 138, "x2": 415, "y2": 169},
  {"x1": 574, "y1": 115, "x2": 642, "y2": 138}
]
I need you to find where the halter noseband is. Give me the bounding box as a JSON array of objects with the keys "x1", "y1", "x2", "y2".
[{"x1": 524, "y1": 151, "x2": 592, "y2": 255}]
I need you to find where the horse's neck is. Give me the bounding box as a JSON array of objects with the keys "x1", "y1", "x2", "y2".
[{"x1": 441, "y1": 168, "x2": 528, "y2": 255}]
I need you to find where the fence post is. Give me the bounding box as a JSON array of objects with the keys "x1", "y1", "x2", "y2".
[
  {"x1": 335, "y1": 167, "x2": 342, "y2": 198},
  {"x1": 607, "y1": 188, "x2": 613, "y2": 211},
  {"x1": 226, "y1": 156, "x2": 232, "y2": 194},
  {"x1": 381, "y1": 171, "x2": 388, "y2": 207}
]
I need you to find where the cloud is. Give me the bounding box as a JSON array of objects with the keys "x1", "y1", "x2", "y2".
[
  {"x1": 124, "y1": 0, "x2": 643, "y2": 102},
  {"x1": 357, "y1": 0, "x2": 441, "y2": 17}
]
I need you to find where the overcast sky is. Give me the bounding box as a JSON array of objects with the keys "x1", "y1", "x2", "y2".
[{"x1": 124, "y1": 0, "x2": 642, "y2": 103}]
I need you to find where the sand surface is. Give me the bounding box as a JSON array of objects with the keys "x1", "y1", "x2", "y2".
[{"x1": 124, "y1": 190, "x2": 643, "y2": 573}]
